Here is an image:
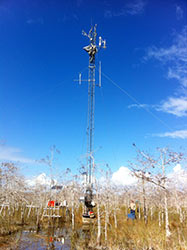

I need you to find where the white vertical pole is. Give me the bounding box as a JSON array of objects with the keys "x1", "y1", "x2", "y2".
[
  {"x1": 99, "y1": 61, "x2": 101, "y2": 87},
  {"x1": 79, "y1": 73, "x2": 81, "y2": 85}
]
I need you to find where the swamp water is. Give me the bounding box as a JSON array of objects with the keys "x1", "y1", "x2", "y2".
[{"x1": 1, "y1": 224, "x2": 93, "y2": 250}]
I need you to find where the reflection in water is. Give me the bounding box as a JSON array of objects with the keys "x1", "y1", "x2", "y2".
[
  {"x1": 46, "y1": 225, "x2": 66, "y2": 250},
  {"x1": 18, "y1": 226, "x2": 70, "y2": 250},
  {"x1": 82, "y1": 224, "x2": 91, "y2": 248},
  {"x1": 16, "y1": 223, "x2": 93, "y2": 250}
]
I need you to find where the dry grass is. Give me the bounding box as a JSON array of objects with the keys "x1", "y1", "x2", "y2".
[
  {"x1": 86, "y1": 206, "x2": 187, "y2": 250},
  {"x1": 0, "y1": 205, "x2": 187, "y2": 250}
]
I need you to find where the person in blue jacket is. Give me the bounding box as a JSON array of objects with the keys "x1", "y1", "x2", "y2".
[{"x1": 128, "y1": 200, "x2": 136, "y2": 220}]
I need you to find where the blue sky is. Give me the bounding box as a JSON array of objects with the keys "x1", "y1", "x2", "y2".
[{"x1": 0, "y1": 0, "x2": 186, "y2": 179}]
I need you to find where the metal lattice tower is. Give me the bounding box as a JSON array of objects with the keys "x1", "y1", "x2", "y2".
[
  {"x1": 82, "y1": 24, "x2": 106, "y2": 186},
  {"x1": 76, "y1": 25, "x2": 106, "y2": 219}
]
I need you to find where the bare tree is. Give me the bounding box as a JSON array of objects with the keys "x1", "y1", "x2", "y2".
[
  {"x1": 130, "y1": 145, "x2": 183, "y2": 238},
  {"x1": 0, "y1": 162, "x2": 27, "y2": 205}
]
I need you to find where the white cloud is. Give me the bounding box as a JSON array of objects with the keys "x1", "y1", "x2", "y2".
[
  {"x1": 111, "y1": 165, "x2": 187, "y2": 189},
  {"x1": 156, "y1": 96, "x2": 187, "y2": 117},
  {"x1": 104, "y1": 0, "x2": 146, "y2": 18},
  {"x1": 26, "y1": 173, "x2": 57, "y2": 187},
  {"x1": 128, "y1": 96, "x2": 187, "y2": 117},
  {"x1": 104, "y1": 10, "x2": 113, "y2": 18},
  {"x1": 112, "y1": 166, "x2": 138, "y2": 186},
  {"x1": 131, "y1": 28, "x2": 187, "y2": 118},
  {"x1": 176, "y1": 5, "x2": 183, "y2": 20},
  {"x1": 126, "y1": 0, "x2": 146, "y2": 15},
  {"x1": 155, "y1": 129, "x2": 187, "y2": 139},
  {"x1": 26, "y1": 18, "x2": 44, "y2": 25},
  {"x1": 0, "y1": 145, "x2": 35, "y2": 164},
  {"x1": 128, "y1": 103, "x2": 150, "y2": 109},
  {"x1": 173, "y1": 163, "x2": 182, "y2": 172},
  {"x1": 168, "y1": 164, "x2": 187, "y2": 189},
  {"x1": 145, "y1": 26, "x2": 187, "y2": 88}
]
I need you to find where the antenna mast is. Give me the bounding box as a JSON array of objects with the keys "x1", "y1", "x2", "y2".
[
  {"x1": 80, "y1": 24, "x2": 106, "y2": 218},
  {"x1": 82, "y1": 24, "x2": 106, "y2": 185}
]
